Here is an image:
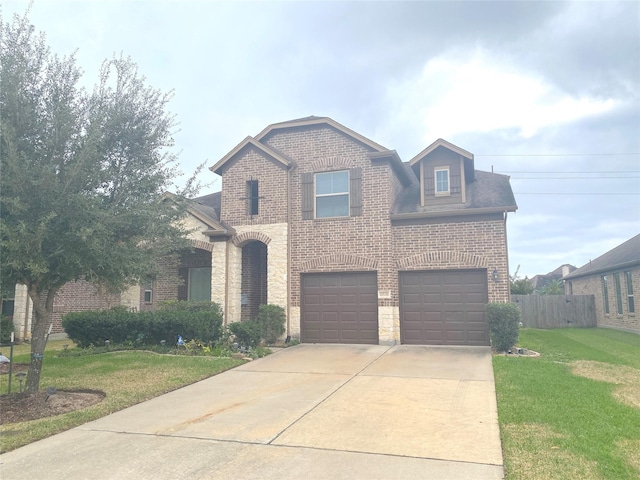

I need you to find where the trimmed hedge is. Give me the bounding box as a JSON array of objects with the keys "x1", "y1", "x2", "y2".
[
  {"x1": 486, "y1": 302, "x2": 521, "y2": 352},
  {"x1": 62, "y1": 301, "x2": 223, "y2": 348}
]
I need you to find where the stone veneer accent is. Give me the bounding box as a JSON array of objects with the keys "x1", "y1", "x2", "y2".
[
  {"x1": 220, "y1": 223, "x2": 288, "y2": 325},
  {"x1": 11, "y1": 284, "x2": 31, "y2": 341}
]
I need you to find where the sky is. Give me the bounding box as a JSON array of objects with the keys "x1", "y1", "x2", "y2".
[{"x1": 2, "y1": 0, "x2": 639, "y2": 278}]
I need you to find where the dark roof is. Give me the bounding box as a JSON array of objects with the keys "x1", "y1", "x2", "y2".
[
  {"x1": 530, "y1": 265, "x2": 576, "y2": 289},
  {"x1": 191, "y1": 192, "x2": 221, "y2": 222},
  {"x1": 392, "y1": 170, "x2": 517, "y2": 216},
  {"x1": 564, "y1": 234, "x2": 640, "y2": 279}
]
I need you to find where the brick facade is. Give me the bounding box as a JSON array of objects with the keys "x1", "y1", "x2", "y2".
[
  {"x1": 16, "y1": 117, "x2": 516, "y2": 344},
  {"x1": 50, "y1": 280, "x2": 120, "y2": 334},
  {"x1": 567, "y1": 267, "x2": 639, "y2": 333}
]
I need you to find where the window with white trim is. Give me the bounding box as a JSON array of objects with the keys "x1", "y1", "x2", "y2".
[
  {"x1": 143, "y1": 281, "x2": 153, "y2": 303},
  {"x1": 435, "y1": 168, "x2": 450, "y2": 195},
  {"x1": 315, "y1": 170, "x2": 349, "y2": 218}
]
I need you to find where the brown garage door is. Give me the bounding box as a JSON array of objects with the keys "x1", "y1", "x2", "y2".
[
  {"x1": 399, "y1": 269, "x2": 489, "y2": 346},
  {"x1": 301, "y1": 272, "x2": 378, "y2": 344}
]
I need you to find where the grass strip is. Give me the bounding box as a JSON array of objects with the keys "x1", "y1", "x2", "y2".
[
  {"x1": 494, "y1": 328, "x2": 640, "y2": 479},
  {"x1": 0, "y1": 341, "x2": 245, "y2": 453}
]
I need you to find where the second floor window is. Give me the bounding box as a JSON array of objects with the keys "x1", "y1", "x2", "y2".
[
  {"x1": 247, "y1": 180, "x2": 259, "y2": 215},
  {"x1": 315, "y1": 170, "x2": 349, "y2": 218},
  {"x1": 435, "y1": 168, "x2": 450, "y2": 194}
]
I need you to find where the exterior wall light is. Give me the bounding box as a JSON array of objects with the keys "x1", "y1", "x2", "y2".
[{"x1": 492, "y1": 269, "x2": 499, "y2": 283}]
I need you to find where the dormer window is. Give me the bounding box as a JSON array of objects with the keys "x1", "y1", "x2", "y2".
[{"x1": 435, "y1": 168, "x2": 450, "y2": 195}]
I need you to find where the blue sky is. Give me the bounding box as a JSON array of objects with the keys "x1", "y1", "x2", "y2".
[{"x1": 3, "y1": 0, "x2": 639, "y2": 278}]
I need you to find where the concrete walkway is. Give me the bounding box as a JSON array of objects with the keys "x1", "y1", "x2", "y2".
[{"x1": 0, "y1": 344, "x2": 504, "y2": 479}]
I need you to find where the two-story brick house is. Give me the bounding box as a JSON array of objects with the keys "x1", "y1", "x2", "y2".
[{"x1": 11, "y1": 116, "x2": 517, "y2": 346}]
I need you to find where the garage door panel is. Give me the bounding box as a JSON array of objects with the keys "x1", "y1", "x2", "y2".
[
  {"x1": 423, "y1": 293, "x2": 442, "y2": 303},
  {"x1": 400, "y1": 270, "x2": 489, "y2": 346},
  {"x1": 301, "y1": 272, "x2": 379, "y2": 344}
]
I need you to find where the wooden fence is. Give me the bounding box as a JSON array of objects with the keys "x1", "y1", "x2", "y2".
[{"x1": 511, "y1": 295, "x2": 596, "y2": 329}]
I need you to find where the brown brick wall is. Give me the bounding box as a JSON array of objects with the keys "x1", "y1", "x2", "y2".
[
  {"x1": 123, "y1": 248, "x2": 213, "y2": 312},
  {"x1": 392, "y1": 218, "x2": 511, "y2": 303},
  {"x1": 568, "y1": 267, "x2": 639, "y2": 333},
  {"x1": 51, "y1": 281, "x2": 120, "y2": 333},
  {"x1": 262, "y1": 125, "x2": 396, "y2": 308},
  {"x1": 220, "y1": 146, "x2": 289, "y2": 227}
]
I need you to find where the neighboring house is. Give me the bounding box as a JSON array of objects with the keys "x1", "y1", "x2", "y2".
[
  {"x1": 563, "y1": 234, "x2": 640, "y2": 334},
  {"x1": 530, "y1": 264, "x2": 576, "y2": 291},
  {"x1": 12, "y1": 116, "x2": 518, "y2": 346}
]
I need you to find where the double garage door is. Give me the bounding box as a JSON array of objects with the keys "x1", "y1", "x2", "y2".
[{"x1": 301, "y1": 269, "x2": 489, "y2": 346}]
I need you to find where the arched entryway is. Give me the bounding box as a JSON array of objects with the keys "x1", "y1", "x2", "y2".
[{"x1": 241, "y1": 241, "x2": 267, "y2": 321}]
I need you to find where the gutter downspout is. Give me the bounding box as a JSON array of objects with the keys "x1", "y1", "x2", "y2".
[
  {"x1": 224, "y1": 238, "x2": 230, "y2": 326},
  {"x1": 286, "y1": 167, "x2": 291, "y2": 337},
  {"x1": 504, "y1": 210, "x2": 511, "y2": 303}
]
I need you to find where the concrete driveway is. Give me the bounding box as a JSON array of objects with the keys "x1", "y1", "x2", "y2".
[{"x1": 0, "y1": 345, "x2": 504, "y2": 479}]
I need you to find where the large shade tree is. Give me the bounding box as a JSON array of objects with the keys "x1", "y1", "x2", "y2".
[{"x1": 1, "y1": 11, "x2": 197, "y2": 392}]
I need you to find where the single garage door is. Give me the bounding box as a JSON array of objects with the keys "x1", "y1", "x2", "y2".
[
  {"x1": 399, "y1": 269, "x2": 489, "y2": 346},
  {"x1": 301, "y1": 272, "x2": 378, "y2": 344}
]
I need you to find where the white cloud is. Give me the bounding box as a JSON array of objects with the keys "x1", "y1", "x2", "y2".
[{"x1": 388, "y1": 47, "x2": 620, "y2": 142}]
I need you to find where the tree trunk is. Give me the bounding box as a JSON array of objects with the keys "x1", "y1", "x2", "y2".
[{"x1": 24, "y1": 288, "x2": 57, "y2": 394}]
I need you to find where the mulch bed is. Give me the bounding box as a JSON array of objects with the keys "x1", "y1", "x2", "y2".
[{"x1": 0, "y1": 389, "x2": 105, "y2": 425}]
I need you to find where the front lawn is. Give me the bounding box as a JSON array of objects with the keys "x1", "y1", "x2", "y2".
[
  {"x1": 494, "y1": 328, "x2": 640, "y2": 479},
  {"x1": 0, "y1": 340, "x2": 245, "y2": 453}
]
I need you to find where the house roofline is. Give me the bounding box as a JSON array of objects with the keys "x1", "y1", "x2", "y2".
[
  {"x1": 369, "y1": 150, "x2": 413, "y2": 187},
  {"x1": 203, "y1": 228, "x2": 235, "y2": 238},
  {"x1": 255, "y1": 116, "x2": 389, "y2": 152},
  {"x1": 408, "y1": 138, "x2": 473, "y2": 167},
  {"x1": 563, "y1": 260, "x2": 640, "y2": 280},
  {"x1": 210, "y1": 136, "x2": 291, "y2": 175},
  {"x1": 391, "y1": 206, "x2": 517, "y2": 221}
]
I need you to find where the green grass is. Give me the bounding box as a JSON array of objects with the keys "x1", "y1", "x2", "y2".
[
  {"x1": 494, "y1": 328, "x2": 640, "y2": 479},
  {"x1": 0, "y1": 340, "x2": 245, "y2": 453}
]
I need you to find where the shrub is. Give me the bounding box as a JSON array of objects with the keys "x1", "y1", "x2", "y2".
[
  {"x1": 229, "y1": 321, "x2": 262, "y2": 349},
  {"x1": 62, "y1": 301, "x2": 223, "y2": 348},
  {"x1": 256, "y1": 304, "x2": 286, "y2": 344},
  {"x1": 0, "y1": 315, "x2": 14, "y2": 344},
  {"x1": 63, "y1": 307, "x2": 137, "y2": 348},
  {"x1": 486, "y1": 302, "x2": 521, "y2": 352}
]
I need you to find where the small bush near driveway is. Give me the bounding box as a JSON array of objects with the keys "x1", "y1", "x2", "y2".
[{"x1": 486, "y1": 302, "x2": 520, "y2": 352}]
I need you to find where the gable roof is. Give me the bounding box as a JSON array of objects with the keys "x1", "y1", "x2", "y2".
[
  {"x1": 564, "y1": 234, "x2": 640, "y2": 280},
  {"x1": 210, "y1": 136, "x2": 292, "y2": 175},
  {"x1": 408, "y1": 138, "x2": 473, "y2": 165},
  {"x1": 255, "y1": 116, "x2": 389, "y2": 152},
  {"x1": 391, "y1": 170, "x2": 517, "y2": 219},
  {"x1": 408, "y1": 138, "x2": 475, "y2": 183}
]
